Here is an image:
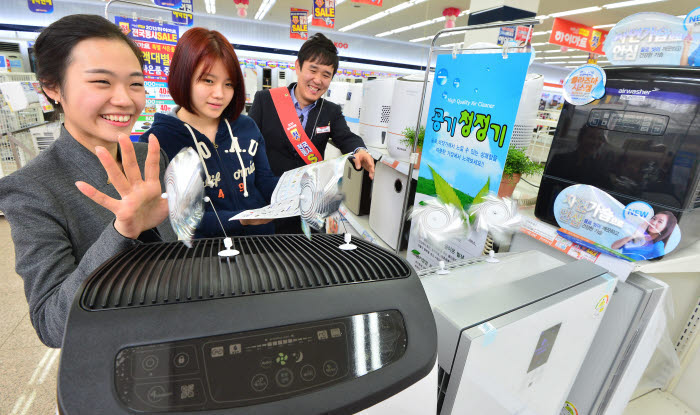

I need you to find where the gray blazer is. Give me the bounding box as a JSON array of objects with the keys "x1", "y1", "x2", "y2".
[{"x1": 0, "y1": 127, "x2": 176, "y2": 348}]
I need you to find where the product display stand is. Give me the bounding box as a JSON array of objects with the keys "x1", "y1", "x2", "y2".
[{"x1": 396, "y1": 18, "x2": 540, "y2": 254}]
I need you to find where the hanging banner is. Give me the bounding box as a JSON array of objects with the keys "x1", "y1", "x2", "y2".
[
  {"x1": 312, "y1": 0, "x2": 335, "y2": 29},
  {"x1": 603, "y1": 12, "x2": 698, "y2": 66},
  {"x1": 290, "y1": 8, "x2": 309, "y2": 40},
  {"x1": 351, "y1": 0, "x2": 382, "y2": 5},
  {"x1": 172, "y1": 0, "x2": 194, "y2": 26},
  {"x1": 549, "y1": 18, "x2": 608, "y2": 55},
  {"x1": 407, "y1": 52, "x2": 532, "y2": 271},
  {"x1": 497, "y1": 25, "x2": 533, "y2": 46},
  {"x1": 115, "y1": 16, "x2": 179, "y2": 141},
  {"x1": 562, "y1": 64, "x2": 606, "y2": 106},
  {"x1": 153, "y1": 0, "x2": 182, "y2": 8},
  {"x1": 27, "y1": 0, "x2": 53, "y2": 13}
]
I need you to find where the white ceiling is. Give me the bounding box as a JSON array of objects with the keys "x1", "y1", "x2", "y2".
[{"x1": 114, "y1": 0, "x2": 698, "y2": 68}]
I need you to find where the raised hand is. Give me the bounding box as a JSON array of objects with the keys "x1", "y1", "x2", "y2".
[{"x1": 75, "y1": 134, "x2": 169, "y2": 239}]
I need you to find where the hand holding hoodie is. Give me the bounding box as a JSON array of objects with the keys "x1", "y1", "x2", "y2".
[{"x1": 140, "y1": 111, "x2": 279, "y2": 237}]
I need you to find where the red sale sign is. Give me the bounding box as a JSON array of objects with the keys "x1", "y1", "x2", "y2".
[{"x1": 549, "y1": 18, "x2": 608, "y2": 55}]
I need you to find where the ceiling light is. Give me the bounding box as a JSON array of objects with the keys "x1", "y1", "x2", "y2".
[
  {"x1": 339, "y1": 0, "x2": 428, "y2": 32},
  {"x1": 568, "y1": 60, "x2": 588, "y2": 63},
  {"x1": 569, "y1": 55, "x2": 589, "y2": 58},
  {"x1": 603, "y1": 0, "x2": 665, "y2": 9},
  {"x1": 536, "y1": 15, "x2": 549, "y2": 20},
  {"x1": 543, "y1": 50, "x2": 561, "y2": 53},
  {"x1": 593, "y1": 23, "x2": 616, "y2": 29},
  {"x1": 531, "y1": 42, "x2": 548, "y2": 46},
  {"x1": 544, "y1": 56, "x2": 568, "y2": 60},
  {"x1": 566, "y1": 65, "x2": 578, "y2": 68},
  {"x1": 254, "y1": 0, "x2": 276, "y2": 20},
  {"x1": 532, "y1": 31, "x2": 550, "y2": 36},
  {"x1": 336, "y1": 0, "x2": 347, "y2": 4},
  {"x1": 410, "y1": 35, "x2": 433, "y2": 43},
  {"x1": 548, "y1": 6, "x2": 602, "y2": 18}
]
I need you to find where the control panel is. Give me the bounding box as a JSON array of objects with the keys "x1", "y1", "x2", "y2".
[
  {"x1": 114, "y1": 310, "x2": 407, "y2": 412},
  {"x1": 588, "y1": 109, "x2": 668, "y2": 136}
]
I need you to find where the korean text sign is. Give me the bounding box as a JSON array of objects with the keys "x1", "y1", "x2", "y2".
[
  {"x1": 172, "y1": 0, "x2": 194, "y2": 26},
  {"x1": 407, "y1": 52, "x2": 531, "y2": 270},
  {"x1": 290, "y1": 8, "x2": 309, "y2": 40},
  {"x1": 115, "y1": 17, "x2": 179, "y2": 140},
  {"x1": 549, "y1": 18, "x2": 608, "y2": 55},
  {"x1": 312, "y1": 0, "x2": 335, "y2": 29},
  {"x1": 27, "y1": 0, "x2": 52, "y2": 13}
]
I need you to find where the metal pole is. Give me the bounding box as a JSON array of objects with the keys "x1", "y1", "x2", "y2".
[{"x1": 394, "y1": 18, "x2": 540, "y2": 254}]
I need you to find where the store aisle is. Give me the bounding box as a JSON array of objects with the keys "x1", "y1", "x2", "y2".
[{"x1": 0, "y1": 218, "x2": 58, "y2": 415}]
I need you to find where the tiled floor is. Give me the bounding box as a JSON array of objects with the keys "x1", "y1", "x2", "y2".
[{"x1": 0, "y1": 218, "x2": 58, "y2": 414}]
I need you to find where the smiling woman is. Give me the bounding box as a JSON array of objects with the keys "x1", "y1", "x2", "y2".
[{"x1": 0, "y1": 14, "x2": 177, "y2": 348}]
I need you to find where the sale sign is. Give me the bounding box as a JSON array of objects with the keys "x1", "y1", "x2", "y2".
[
  {"x1": 291, "y1": 8, "x2": 309, "y2": 40},
  {"x1": 312, "y1": 0, "x2": 335, "y2": 29},
  {"x1": 549, "y1": 18, "x2": 608, "y2": 55}
]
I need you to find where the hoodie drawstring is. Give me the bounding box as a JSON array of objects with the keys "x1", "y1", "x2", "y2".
[
  {"x1": 225, "y1": 119, "x2": 249, "y2": 198},
  {"x1": 184, "y1": 123, "x2": 215, "y2": 188}
]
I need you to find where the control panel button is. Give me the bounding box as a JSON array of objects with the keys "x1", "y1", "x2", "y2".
[
  {"x1": 146, "y1": 384, "x2": 170, "y2": 404},
  {"x1": 323, "y1": 360, "x2": 339, "y2": 377},
  {"x1": 260, "y1": 357, "x2": 274, "y2": 369},
  {"x1": 276, "y1": 368, "x2": 294, "y2": 388},
  {"x1": 142, "y1": 355, "x2": 159, "y2": 371},
  {"x1": 300, "y1": 365, "x2": 316, "y2": 382},
  {"x1": 173, "y1": 352, "x2": 189, "y2": 368},
  {"x1": 251, "y1": 374, "x2": 269, "y2": 392}
]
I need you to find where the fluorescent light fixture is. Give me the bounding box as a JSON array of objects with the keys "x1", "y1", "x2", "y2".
[
  {"x1": 536, "y1": 15, "x2": 549, "y2": 20},
  {"x1": 569, "y1": 55, "x2": 590, "y2": 58},
  {"x1": 603, "y1": 0, "x2": 665, "y2": 9},
  {"x1": 543, "y1": 50, "x2": 561, "y2": 53},
  {"x1": 254, "y1": 0, "x2": 276, "y2": 20},
  {"x1": 409, "y1": 30, "x2": 465, "y2": 42},
  {"x1": 549, "y1": 6, "x2": 602, "y2": 18},
  {"x1": 533, "y1": 31, "x2": 551, "y2": 36},
  {"x1": 410, "y1": 35, "x2": 433, "y2": 43},
  {"x1": 204, "y1": 0, "x2": 216, "y2": 14},
  {"x1": 593, "y1": 23, "x2": 616, "y2": 28},
  {"x1": 544, "y1": 56, "x2": 568, "y2": 60},
  {"x1": 568, "y1": 60, "x2": 588, "y2": 63},
  {"x1": 531, "y1": 42, "x2": 548, "y2": 46},
  {"x1": 336, "y1": 0, "x2": 347, "y2": 4},
  {"x1": 339, "y1": 0, "x2": 428, "y2": 32},
  {"x1": 566, "y1": 65, "x2": 578, "y2": 68}
]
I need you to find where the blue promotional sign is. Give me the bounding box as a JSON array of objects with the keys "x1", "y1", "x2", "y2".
[
  {"x1": 603, "y1": 12, "x2": 697, "y2": 66},
  {"x1": 407, "y1": 52, "x2": 532, "y2": 270},
  {"x1": 27, "y1": 0, "x2": 53, "y2": 13},
  {"x1": 114, "y1": 16, "x2": 179, "y2": 46},
  {"x1": 172, "y1": 0, "x2": 194, "y2": 26},
  {"x1": 153, "y1": 0, "x2": 182, "y2": 8},
  {"x1": 563, "y1": 64, "x2": 606, "y2": 106},
  {"x1": 554, "y1": 185, "x2": 681, "y2": 261}
]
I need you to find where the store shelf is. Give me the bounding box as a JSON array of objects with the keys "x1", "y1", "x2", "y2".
[{"x1": 623, "y1": 390, "x2": 698, "y2": 415}]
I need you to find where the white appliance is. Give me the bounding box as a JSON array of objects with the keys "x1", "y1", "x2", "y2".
[
  {"x1": 345, "y1": 82, "x2": 363, "y2": 135},
  {"x1": 242, "y1": 66, "x2": 258, "y2": 104},
  {"x1": 359, "y1": 78, "x2": 396, "y2": 148},
  {"x1": 326, "y1": 81, "x2": 350, "y2": 110},
  {"x1": 273, "y1": 67, "x2": 296, "y2": 88},
  {"x1": 420, "y1": 252, "x2": 616, "y2": 415},
  {"x1": 386, "y1": 74, "x2": 434, "y2": 162},
  {"x1": 356, "y1": 364, "x2": 438, "y2": 414},
  {"x1": 508, "y1": 232, "x2": 670, "y2": 415},
  {"x1": 510, "y1": 73, "x2": 544, "y2": 149},
  {"x1": 369, "y1": 161, "x2": 414, "y2": 250}
]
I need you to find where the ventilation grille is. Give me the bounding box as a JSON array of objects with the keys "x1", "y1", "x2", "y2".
[
  {"x1": 437, "y1": 366, "x2": 451, "y2": 414},
  {"x1": 279, "y1": 70, "x2": 286, "y2": 80},
  {"x1": 0, "y1": 42, "x2": 20, "y2": 53},
  {"x1": 380, "y1": 105, "x2": 391, "y2": 124},
  {"x1": 81, "y1": 234, "x2": 411, "y2": 311}
]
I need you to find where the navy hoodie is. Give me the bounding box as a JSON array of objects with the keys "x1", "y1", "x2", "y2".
[{"x1": 140, "y1": 111, "x2": 279, "y2": 237}]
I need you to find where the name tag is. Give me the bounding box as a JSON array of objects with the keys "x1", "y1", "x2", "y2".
[{"x1": 316, "y1": 125, "x2": 331, "y2": 134}]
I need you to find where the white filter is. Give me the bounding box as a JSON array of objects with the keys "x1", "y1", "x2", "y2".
[
  {"x1": 243, "y1": 67, "x2": 258, "y2": 104},
  {"x1": 325, "y1": 82, "x2": 350, "y2": 111},
  {"x1": 359, "y1": 78, "x2": 396, "y2": 148},
  {"x1": 345, "y1": 83, "x2": 363, "y2": 135},
  {"x1": 387, "y1": 74, "x2": 434, "y2": 162},
  {"x1": 510, "y1": 73, "x2": 544, "y2": 149}
]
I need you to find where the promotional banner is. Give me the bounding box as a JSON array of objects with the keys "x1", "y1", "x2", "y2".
[
  {"x1": 115, "y1": 17, "x2": 179, "y2": 140},
  {"x1": 407, "y1": 52, "x2": 532, "y2": 270},
  {"x1": 172, "y1": 0, "x2": 194, "y2": 26},
  {"x1": 562, "y1": 64, "x2": 606, "y2": 106},
  {"x1": 351, "y1": 0, "x2": 382, "y2": 5},
  {"x1": 312, "y1": 0, "x2": 335, "y2": 29},
  {"x1": 603, "y1": 12, "x2": 699, "y2": 66},
  {"x1": 153, "y1": 0, "x2": 182, "y2": 7},
  {"x1": 290, "y1": 8, "x2": 309, "y2": 40},
  {"x1": 27, "y1": 0, "x2": 53, "y2": 13},
  {"x1": 553, "y1": 185, "x2": 681, "y2": 261},
  {"x1": 549, "y1": 18, "x2": 608, "y2": 55},
  {"x1": 497, "y1": 25, "x2": 533, "y2": 46}
]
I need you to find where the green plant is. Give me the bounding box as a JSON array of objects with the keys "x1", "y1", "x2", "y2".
[
  {"x1": 502, "y1": 147, "x2": 543, "y2": 178},
  {"x1": 400, "y1": 125, "x2": 426, "y2": 149}
]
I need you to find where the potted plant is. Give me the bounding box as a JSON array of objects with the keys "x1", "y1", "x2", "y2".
[
  {"x1": 399, "y1": 125, "x2": 425, "y2": 167},
  {"x1": 499, "y1": 146, "x2": 543, "y2": 198}
]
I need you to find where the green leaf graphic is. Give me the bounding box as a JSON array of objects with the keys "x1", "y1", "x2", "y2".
[
  {"x1": 429, "y1": 165, "x2": 463, "y2": 210},
  {"x1": 468, "y1": 178, "x2": 491, "y2": 223}
]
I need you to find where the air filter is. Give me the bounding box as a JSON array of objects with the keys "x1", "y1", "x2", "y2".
[
  {"x1": 387, "y1": 74, "x2": 434, "y2": 162},
  {"x1": 359, "y1": 78, "x2": 396, "y2": 148}
]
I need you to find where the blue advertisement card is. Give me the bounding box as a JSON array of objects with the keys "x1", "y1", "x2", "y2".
[{"x1": 407, "y1": 52, "x2": 531, "y2": 270}]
